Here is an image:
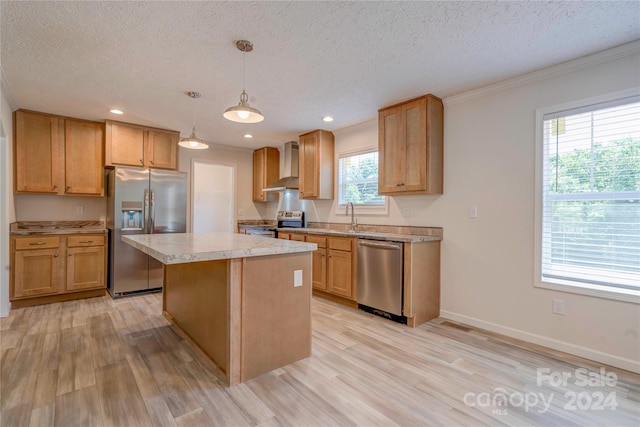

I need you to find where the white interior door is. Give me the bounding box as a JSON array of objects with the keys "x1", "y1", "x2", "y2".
[{"x1": 192, "y1": 161, "x2": 235, "y2": 233}]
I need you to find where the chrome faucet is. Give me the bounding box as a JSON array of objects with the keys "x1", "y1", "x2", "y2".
[{"x1": 346, "y1": 202, "x2": 357, "y2": 232}]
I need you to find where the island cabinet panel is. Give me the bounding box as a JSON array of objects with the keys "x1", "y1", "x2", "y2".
[
  {"x1": 241, "y1": 253, "x2": 311, "y2": 382},
  {"x1": 65, "y1": 119, "x2": 104, "y2": 195},
  {"x1": 252, "y1": 146, "x2": 279, "y2": 202},
  {"x1": 162, "y1": 251, "x2": 312, "y2": 385},
  {"x1": 298, "y1": 130, "x2": 334, "y2": 199},
  {"x1": 14, "y1": 110, "x2": 61, "y2": 193},
  {"x1": 164, "y1": 260, "x2": 229, "y2": 378},
  {"x1": 378, "y1": 94, "x2": 443, "y2": 195}
]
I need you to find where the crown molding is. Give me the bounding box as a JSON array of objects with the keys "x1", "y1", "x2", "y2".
[{"x1": 444, "y1": 40, "x2": 640, "y2": 107}]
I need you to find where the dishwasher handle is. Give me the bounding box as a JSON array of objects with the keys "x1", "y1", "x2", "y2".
[{"x1": 358, "y1": 240, "x2": 402, "y2": 250}]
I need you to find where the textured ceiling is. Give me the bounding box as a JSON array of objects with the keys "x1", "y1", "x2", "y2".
[{"x1": 1, "y1": 1, "x2": 639, "y2": 149}]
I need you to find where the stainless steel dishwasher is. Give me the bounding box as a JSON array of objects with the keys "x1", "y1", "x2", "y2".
[{"x1": 357, "y1": 239, "x2": 405, "y2": 323}]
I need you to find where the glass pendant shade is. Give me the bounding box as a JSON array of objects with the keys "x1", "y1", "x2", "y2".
[
  {"x1": 178, "y1": 125, "x2": 209, "y2": 149},
  {"x1": 223, "y1": 90, "x2": 264, "y2": 123}
]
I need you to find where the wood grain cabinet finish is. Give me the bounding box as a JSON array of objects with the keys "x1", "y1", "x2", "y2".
[
  {"x1": 65, "y1": 119, "x2": 104, "y2": 195},
  {"x1": 327, "y1": 237, "x2": 354, "y2": 299},
  {"x1": 378, "y1": 94, "x2": 444, "y2": 195},
  {"x1": 14, "y1": 110, "x2": 61, "y2": 193},
  {"x1": 298, "y1": 130, "x2": 334, "y2": 200},
  {"x1": 252, "y1": 147, "x2": 280, "y2": 202},
  {"x1": 10, "y1": 233, "x2": 107, "y2": 305},
  {"x1": 292, "y1": 233, "x2": 355, "y2": 300},
  {"x1": 105, "y1": 120, "x2": 179, "y2": 170},
  {"x1": 12, "y1": 236, "x2": 62, "y2": 298},
  {"x1": 14, "y1": 110, "x2": 105, "y2": 196},
  {"x1": 66, "y1": 235, "x2": 106, "y2": 291}
]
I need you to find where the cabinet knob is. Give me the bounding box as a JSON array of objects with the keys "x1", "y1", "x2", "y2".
[
  {"x1": 140, "y1": 159, "x2": 144, "y2": 165},
  {"x1": 66, "y1": 186, "x2": 71, "y2": 191},
  {"x1": 69, "y1": 253, "x2": 72, "y2": 257},
  {"x1": 52, "y1": 185, "x2": 58, "y2": 190},
  {"x1": 54, "y1": 253, "x2": 58, "y2": 257},
  {"x1": 150, "y1": 160, "x2": 154, "y2": 165}
]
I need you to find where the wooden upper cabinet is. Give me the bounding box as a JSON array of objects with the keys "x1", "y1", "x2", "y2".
[
  {"x1": 14, "y1": 110, "x2": 104, "y2": 196},
  {"x1": 147, "y1": 129, "x2": 178, "y2": 169},
  {"x1": 105, "y1": 120, "x2": 178, "y2": 170},
  {"x1": 252, "y1": 147, "x2": 279, "y2": 202},
  {"x1": 378, "y1": 94, "x2": 443, "y2": 195},
  {"x1": 298, "y1": 130, "x2": 334, "y2": 200},
  {"x1": 14, "y1": 110, "x2": 61, "y2": 193},
  {"x1": 65, "y1": 119, "x2": 104, "y2": 195}
]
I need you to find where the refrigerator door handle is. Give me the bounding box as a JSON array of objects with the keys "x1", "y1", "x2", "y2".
[
  {"x1": 149, "y1": 189, "x2": 156, "y2": 233},
  {"x1": 143, "y1": 188, "x2": 150, "y2": 233}
]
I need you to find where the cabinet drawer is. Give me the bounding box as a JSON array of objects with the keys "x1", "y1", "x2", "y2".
[
  {"x1": 328, "y1": 237, "x2": 352, "y2": 252},
  {"x1": 15, "y1": 236, "x2": 60, "y2": 250},
  {"x1": 305, "y1": 235, "x2": 327, "y2": 248},
  {"x1": 67, "y1": 235, "x2": 106, "y2": 247}
]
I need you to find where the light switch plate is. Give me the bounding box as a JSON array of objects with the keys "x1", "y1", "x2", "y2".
[{"x1": 294, "y1": 270, "x2": 303, "y2": 287}]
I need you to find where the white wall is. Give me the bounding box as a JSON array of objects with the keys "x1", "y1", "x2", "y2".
[
  {"x1": 1, "y1": 70, "x2": 16, "y2": 317},
  {"x1": 309, "y1": 45, "x2": 640, "y2": 372},
  {"x1": 178, "y1": 143, "x2": 267, "y2": 230}
]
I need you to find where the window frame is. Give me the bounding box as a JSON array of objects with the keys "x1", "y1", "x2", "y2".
[
  {"x1": 534, "y1": 88, "x2": 640, "y2": 304},
  {"x1": 335, "y1": 147, "x2": 388, "y2": 215}
]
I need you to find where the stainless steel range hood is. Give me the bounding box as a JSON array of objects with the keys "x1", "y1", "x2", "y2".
[{"x1": 263, "y1": 141, "x2": 299, "y2": 191}]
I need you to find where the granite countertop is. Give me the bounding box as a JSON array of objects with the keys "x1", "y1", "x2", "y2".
[
  {"x1": 123, "y1": 232, "x2": 317, "y2": 265},
  {"x1": 277, "y1": 227, "x2": 442, "y2": 243},
  {"x1": 10, "y1": 221, "x2": 107, "y2": 235}
]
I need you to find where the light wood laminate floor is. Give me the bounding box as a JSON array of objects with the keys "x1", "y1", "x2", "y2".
[{"x1": 1, "y1": 293, "x2": 638, "y2": 426}]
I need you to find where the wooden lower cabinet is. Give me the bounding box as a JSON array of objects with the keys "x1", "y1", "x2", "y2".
[
  {"x1": 302, "y1": 234, "x2": 355, "y2": 301},
  {"x1": 11, "y1": 233, "x2": 107, "y2": 306},
  {"x1": 327, "y1": 248, "x2": 352, "y2": 298}
]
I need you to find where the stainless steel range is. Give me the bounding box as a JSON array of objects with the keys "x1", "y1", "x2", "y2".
[
  {"x1": 241, "y1": 210, "x2": 305, "y2": 238},
  {"x1": 277, "y1": 210, "x2": 306, "y2": 229}
]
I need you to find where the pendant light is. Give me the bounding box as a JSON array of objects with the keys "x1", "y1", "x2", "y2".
[
  {"x1": 179, "y1": 91, "x2": 209, "y2": 149},
  {"x1": 223, "y1": 40, "x2": 264, "y2": 123}
]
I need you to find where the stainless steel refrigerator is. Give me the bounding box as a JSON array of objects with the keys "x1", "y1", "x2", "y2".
[{"x1": 106, "y1": 167, "x2": 187, "y2": 296}]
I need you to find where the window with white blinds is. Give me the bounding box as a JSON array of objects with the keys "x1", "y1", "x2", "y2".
[
  {"x1": 337, "y1": 149, "x2": 385, "y2": 209},
  {"x1": 540, "y1": 95, "x2": 640, "y2": 296}
]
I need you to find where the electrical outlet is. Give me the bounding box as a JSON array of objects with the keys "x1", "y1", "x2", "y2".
[
  {"x1": 294, "y1": 270, "x2": 302, "y2": 287},
  {"x1": 75, "y1": 206, "x2": 84, "y2": 215},
  {"x1": 469, "y1": 205, "x2": 478, "y2": 219},
  {"x1": 402, "y1": 208, "x2": 410, "y2": 217},
  {"x1": 552, "y1": 299, "x2": 565, "y2": 315}
]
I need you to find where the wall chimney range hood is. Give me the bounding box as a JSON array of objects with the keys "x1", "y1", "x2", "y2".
[{"x1": 263, "y1": 141, "x2": 299, "y2": 192}]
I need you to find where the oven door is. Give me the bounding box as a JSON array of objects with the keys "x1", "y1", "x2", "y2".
[{"x1": 247, "y1": 228, "x2": 276, "y2": 238}]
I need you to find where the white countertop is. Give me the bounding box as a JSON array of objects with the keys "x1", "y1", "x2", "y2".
[
  {"x1": 279, "y1": 227, "x2": 442, "y2": 243},
  {"x1": 123, "y1": 233, "x2": 317, "y2": 265}
]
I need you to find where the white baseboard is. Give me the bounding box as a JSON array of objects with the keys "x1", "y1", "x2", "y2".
[{"x1": 440, "y1": 310, "x2": 640, "y2": 374}]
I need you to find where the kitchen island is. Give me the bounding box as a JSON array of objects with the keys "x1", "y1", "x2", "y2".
[{"x1": 123, "y1": 233, "x2": 317, "y2": 385}]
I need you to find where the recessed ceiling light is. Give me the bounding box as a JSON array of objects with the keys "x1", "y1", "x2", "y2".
[
  {"x1": 322, "y1": 116, "x2": 334, "y2": 122},
  {"x1": 244, "y1": 134, "x2": 253, "y2": 139},
  {"x1": 110, "y1": 109, "x2": 124, "y2": 115}
]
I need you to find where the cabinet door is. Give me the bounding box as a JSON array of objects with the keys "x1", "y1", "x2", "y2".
[
  {"x1": 66, "y1": 246, "x2": 106, "y2": 291},
  {"x1": 14, "y1": 111, "x2": 61, "y2": 193},
  {"x1": 13, "y1": 248, "x2": 62, "y2": 298},
  {"x1": 328, "y1": 249, "x2": 353, "y2": 298},
  {"x1": 402, "y1": 98, "x2": 427, "y2": 192},
  {"x1": 65, "y1": 119, "x2": 104, "y2": 195},
  {"x1": 298, "y1": 132, "x2": 319, "y2": 199},
  {"x1": 378, "y1": 106, "x2": 404, "y2": 194},
  {"x1": 106, "y1": 121, "x2": 145, "y2": 167},
  {"x1": 252, "y1": 147, "x2": 279, "y2": 202},
  {"x1": 311, "y1": 248, "x2": 327, "y2": 290},
  {"x1": 147, "y1": 129, "x2": 178, "y2": 170}
]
